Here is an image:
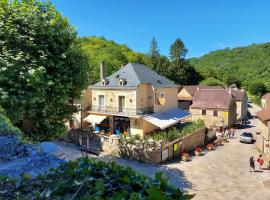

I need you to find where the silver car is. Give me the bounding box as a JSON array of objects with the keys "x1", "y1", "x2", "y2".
[{"x1": 239, "y1": 132, "x2": 254, "y2": 143}]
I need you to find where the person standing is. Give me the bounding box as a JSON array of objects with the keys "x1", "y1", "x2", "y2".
[
  {"x1": 249, "y1": 156, "x2": 255, "y2": 172},
  {"x1": 257, "y1": 155, "x2": 264, "y2": 169}
]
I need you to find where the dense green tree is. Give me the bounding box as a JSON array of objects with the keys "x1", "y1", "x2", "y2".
[
  {"x1": 168, "y1": 38, "x2": 200, "y2": 84},
  {"x1": 0, "y1": 0, "x2": 89, "y2": 141},
  {"x1": 146, "y1": 38, "x2": 160, "y2": 70},
  {"x1": 199, "y1": 78, "x2": 225, "y2": 86},
  {"x1": 223, "y1": 74, "x2": 241, "y2": 88},
  {"x1": 80, "y1": 37, "x2": 146, "y2": 84},
  {"x1": 190, "y1": 43, "x2": 270, "y2": 92},
  {"x1": 145, "y1": 37, "x2": 170, "y2": 76},
  {"x1": 248, "y1": 81, "x2": 267, "y2": 97}
]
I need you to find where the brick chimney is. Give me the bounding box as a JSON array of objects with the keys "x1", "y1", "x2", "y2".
[{"x1": 100, "y1": 61, "x2": 105, "y2": 80}]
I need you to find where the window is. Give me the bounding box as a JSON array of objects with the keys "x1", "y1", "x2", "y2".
[
  {"x1": 202, "y1": 110, "x2": 206, "y2": 115},
  {"x1": 98, "y1": 95, "x2": 105, "y2": 106},
  {"x1": 213, "y1": 110, "x2": 218, "y2": 116},
  {"x1": 160, "y1": 92, "x2": 165, "y2": 98}
]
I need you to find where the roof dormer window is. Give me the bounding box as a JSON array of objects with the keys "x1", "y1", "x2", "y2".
[
  {"x1": 101, "y1": 79, "x2": 109, "y2": 86},
  {"x1": 118, "y1": 78, "x2": 127, "y2": 86}
]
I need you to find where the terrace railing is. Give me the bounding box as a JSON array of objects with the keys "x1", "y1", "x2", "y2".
[{"x1": 89, "y1": 105, "x2": 154, "y2": 116}]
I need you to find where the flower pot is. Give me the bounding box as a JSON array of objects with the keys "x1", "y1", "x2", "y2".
[
  {"x1": 221, "y1": 138, "x2": 227, "y2": 144},
  {"x1": 181, "y1": 154, "x2": 189, "y2": 162},
  {"x1": 207, "y1": 146, "x2": 214, "y2": 151}
]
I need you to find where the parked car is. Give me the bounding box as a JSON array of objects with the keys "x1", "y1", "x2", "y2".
[{"x1": 239, "y1": 132, "x2": 254, "y2": 143}]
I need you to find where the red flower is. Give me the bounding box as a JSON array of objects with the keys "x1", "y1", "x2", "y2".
[{"x1": 195, "y1": 147, "x2": 202, "y2": 152}]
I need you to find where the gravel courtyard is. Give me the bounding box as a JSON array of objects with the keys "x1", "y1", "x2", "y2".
[{"x1": 57, "y1": 103, "x2": 270, "y2": 200}]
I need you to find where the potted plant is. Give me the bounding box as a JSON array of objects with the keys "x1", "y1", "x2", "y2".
[
  {"x1": 221, "y1": 137, "x2": 228, "y2": 144},
  {"x1": 207, "y1": 143, "x2": 214, "y2": 151},
  {"x1": 181, "y1": 152, "x2": 190, "y2": 161},
  {"x1": 194, "y1": 147, "x2": 203, "y2": 156}
]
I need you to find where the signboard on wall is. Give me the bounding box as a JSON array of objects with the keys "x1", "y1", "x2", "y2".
[
  {"x1": 173, "y1": 143, "x2": 177, "y2": 152},
  {"x1": 222, "y1": 112, "x2": 228, "y2": 118}
]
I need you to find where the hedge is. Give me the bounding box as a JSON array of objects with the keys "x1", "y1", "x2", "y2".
[{"x1": 0, "y1": 157, "x2": 192, "y2": 199}]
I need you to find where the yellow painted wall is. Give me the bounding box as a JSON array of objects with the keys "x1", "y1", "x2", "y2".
[
  {"x1": 136, "y1": 83, "x2": 154, "y2": 109},
  {"x1": 81, "y1": 88, "x2": 92, "y2": 118},
  {"x1": 154, "y1": 87, "x2": 178, "y2": 112},
  {"x1": 142, "y1": 119, "x2": 159, "y2": 136},
  {"x1": 178, "y1": 88, "x2": 192, "y2": 100},
  {"x1": 190, "y1": 108, "x2": 229, "y2": 128},
  {"x1": 91, "y1": 89, "x2": 137, "y2": 109},
  {"x1": 129, "y1": 117, "x2": 159, "y2": 138},
  {"x1": 129, "y1": 118, "x2": 144, "y2": 138}
]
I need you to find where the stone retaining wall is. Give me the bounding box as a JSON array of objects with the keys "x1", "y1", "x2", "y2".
[
  {"x1": 101, "y1": 127, "x2": 205, "y2": 164},
  {"x1": 181, "y1": 128, "x2": 205, "y2": 152}
]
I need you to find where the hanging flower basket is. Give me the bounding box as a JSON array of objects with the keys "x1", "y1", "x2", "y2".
[
  {"x1": 194, "y1": 147, "x2": 203, "y2": 156},
  {"x1": 181, "y1": 152, "x2": 190, "y2": 161},
  {"x1": 207, "y1": 143, "x2": 214, "y2": 151}
]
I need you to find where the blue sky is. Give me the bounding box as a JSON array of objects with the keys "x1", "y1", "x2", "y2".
[{"x1": 52, "y1": 0, "x2": 270, "y2": 58}]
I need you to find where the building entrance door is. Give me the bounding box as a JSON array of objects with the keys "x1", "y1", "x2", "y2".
[{"x1": 113, "y1": 116, "x2": 130, "y2": 136}]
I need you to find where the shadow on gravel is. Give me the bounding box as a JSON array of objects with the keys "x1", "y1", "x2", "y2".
[{"x1": 99, "y1": 154, "x2": 193, "y2": 191}]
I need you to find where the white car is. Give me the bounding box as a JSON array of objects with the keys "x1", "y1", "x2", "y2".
[{"x1": 239, "y1": 132, "x2": 254, "y2": 144}]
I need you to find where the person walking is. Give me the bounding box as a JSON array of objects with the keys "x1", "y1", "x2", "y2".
[
  {"x1": 257, "y1": 155, "x2": 264, "y2": 169},
  {"x1": 249, "y1": 156, "x2": 255, "y2": 172}
]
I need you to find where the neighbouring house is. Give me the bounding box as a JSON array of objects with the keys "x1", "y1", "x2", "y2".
[
  {"x1": 178, "y1": 85, "x2": 223, "y2": 110},
  {"x1": 81, "y1": 62, "x2": 190, "y2": 138},
  {"x1": 190, "y1": 89, "x2": 237, "y2": 129},
  {"x1": 261, "y1": 93, "x2": 270, "y2": 109},
  {"x1": 256, "y1": 108, "x2": 270, "y2": 159},
  {"x1": 229, "y1": 87, "x2": 248, "y2": 120}
]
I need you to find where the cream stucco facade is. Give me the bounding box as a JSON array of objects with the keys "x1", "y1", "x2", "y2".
[
  {"x1": 236, "y1": 94, "x2": 248, "y2": 120},
  {"x1": 256, "y1": 120, "x2": 270, "y2": 159},
  {"x1": 178, "y1": 88, "x2": 192, "y2": 100},
  {"x1": 262, "y1": 97, "x2": 270, "y2": 109},
  {"x1": 190, "y1": 102, "x2": 236, "y2": 129},
  {"x1": 82, "y1": 84, "x2": 178, "y2": 138}
]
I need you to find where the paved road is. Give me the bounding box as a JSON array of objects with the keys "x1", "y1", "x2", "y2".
[{"x1": 57, "y1": 103, "x2": 270, "y2": 200}]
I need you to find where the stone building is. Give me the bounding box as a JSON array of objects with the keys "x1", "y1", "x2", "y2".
[
  {"x1": 256, "y1": 108, "x2": 270, "y2": 158},
  {"x1": 230, "y1": 88, "x2": 248, "y2": 120},
  {"x1": 190, "y1": 88, "x2": 237, "y2": 129},
  {"x1": 178, "y1": 85, "x2": 223, "y2": 110},
  {"x1": 261, "y1": 93, "x2": 270, "y2": 109},
  {"x1": 81, "y1": 62, "x2": 190, "y2": 138}
]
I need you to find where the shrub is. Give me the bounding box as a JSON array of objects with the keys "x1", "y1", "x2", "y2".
[
  {"x1": 0, "y1": 157, "x2": 192, "y2": 199},
  {"x1": 147, "y1": 120, "x2": 205, "y2": 142},
  {"x1": 0, "y1": 106, "x2": 21, "y2": 137}
]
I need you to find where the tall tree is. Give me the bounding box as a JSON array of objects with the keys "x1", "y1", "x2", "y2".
[
  {"x1": 0, "y1": 0, "x2": 89, "y2": 141},
  {"x1": 146, "y1": 37, "x2": 170, "y2": 76},
  {"x1": 147, "y1": 37, "x2": 160, "y2": 71},
  {"x1": 168, "y1": 38, "x2": 199, "y2": 84}
]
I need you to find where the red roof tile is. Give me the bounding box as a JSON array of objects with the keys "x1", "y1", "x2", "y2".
[
  {"x1": 256, "y1": 108, "x2": 270, "y2": 122},
  {"x1": 182, "y1": 85, "x2": 224, "y2": 97}
]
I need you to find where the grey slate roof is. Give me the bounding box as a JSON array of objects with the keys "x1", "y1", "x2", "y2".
[{"x1": 89, "y1": 63, "x2": 178, "y2": 89}]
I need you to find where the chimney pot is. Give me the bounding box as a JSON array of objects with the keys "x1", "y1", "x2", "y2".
[{"x1": 100, "y1": 61, "x2": 105, "y2": 80}]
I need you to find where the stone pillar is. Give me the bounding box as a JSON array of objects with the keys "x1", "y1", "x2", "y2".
[{"x1": 109, "y1": 115, "x2": 114, "y2": 135}]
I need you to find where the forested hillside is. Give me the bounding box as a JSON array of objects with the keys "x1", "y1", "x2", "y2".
[
  {"x1": 80, "y1": 37, "x2": 146, "y2": 84},
  {"x1": 190, "y1": 43, "x2": 270, "y2": 93}
]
